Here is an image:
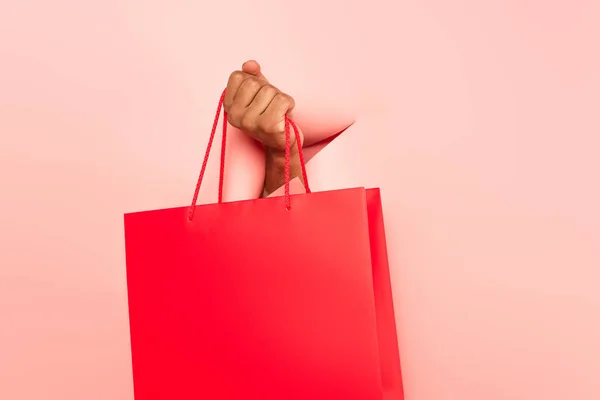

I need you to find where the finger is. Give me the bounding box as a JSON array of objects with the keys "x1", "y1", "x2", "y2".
[
  {"x1": 263, "y1": 92, "x2": 295, "y2": 121},
  {"x1": 233, "y1": 77, "x2": 265, "y2": 108},
  {"x1": 224, "y1": 70, "x2": 251, "y2": 111},
  {"x1": 239, "y1": 85, "x2": 279, "y2": 134},
  {"x1": 258, "y1": 92, "x2": 294, "y2": 144},
  {"x1": 245, "y1": 84, "x2": 279, "y2": 116},
  {"x1": 242, "y1": 60, "x2": 268, "y2": 82}
]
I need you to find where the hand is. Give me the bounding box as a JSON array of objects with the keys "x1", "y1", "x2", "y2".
[{"x1": 223, "y1": 60, "x2": 300, "y2": 154}]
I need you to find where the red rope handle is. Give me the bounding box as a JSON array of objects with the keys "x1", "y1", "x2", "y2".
[{"x1": 188, "y1": 89, "x2": 310, "y2": 221}]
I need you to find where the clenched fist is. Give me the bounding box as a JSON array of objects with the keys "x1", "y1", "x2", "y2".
[
  {"x1": 223, "y1": 60, "x2": 301, "y2": 153},
  {"x1": 224, "y1": 60, "x2": 304, "y2": 196}
]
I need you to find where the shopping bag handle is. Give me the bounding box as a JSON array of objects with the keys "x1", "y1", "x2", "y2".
[{"x1": 188, "y1": 89, "x2": 311, "y2": 221}]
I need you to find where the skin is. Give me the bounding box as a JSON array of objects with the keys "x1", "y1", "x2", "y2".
[{"x1": 223, "y1": 60, "x2": 304, "y2": 196}]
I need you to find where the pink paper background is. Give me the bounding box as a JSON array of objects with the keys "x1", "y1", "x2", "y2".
[{"x1": 1, "y1": 1, "x2": 599, "y2": 399}]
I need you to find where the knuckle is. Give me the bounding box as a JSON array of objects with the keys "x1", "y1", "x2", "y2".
[
  {"x1": 261, "y1": 84, "x2": 279, "y2": 97},
  {"x1": 274, "y1": 92, "x2": 294, "y2": 108},
  {"x1": 243, "y1": 77, "x2": 262, "y2": 91},
  {"x1": 273, "y1": 92, "x2": 286, "y2": 103},
  {"x1": 226, "y1": 107, "x2": 243, "y2": 126},
  {"x1": 228, "y1": 70, "x2": 245, "y2": 83},
  {"x1": 240, "y1": 113, "x2": 257, "y2": 131},
  {"x1": 286, "y1": 94, "x2": 296, "y2": 109}
]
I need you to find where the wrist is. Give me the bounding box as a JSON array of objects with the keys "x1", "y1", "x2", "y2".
[
  {"x1": 265, "y1": 143, "x2": 298, "y2": 164},
  {"x1": 263, "y1": 143, "x2": 301, "y2": 196}
]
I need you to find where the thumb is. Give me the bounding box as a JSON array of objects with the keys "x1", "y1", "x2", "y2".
[{"x1": 241, "y1": 60, "x2": 268, "y2": 83}]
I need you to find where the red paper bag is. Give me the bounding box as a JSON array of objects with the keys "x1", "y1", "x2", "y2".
[{"x1": 124, "y1": 91, "x2": 403, "y2": 399}]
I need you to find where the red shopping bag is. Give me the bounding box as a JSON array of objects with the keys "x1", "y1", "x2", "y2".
[{"x1": 124, "y1": 91, "x2": 404, "y2": 399}]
